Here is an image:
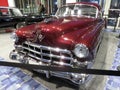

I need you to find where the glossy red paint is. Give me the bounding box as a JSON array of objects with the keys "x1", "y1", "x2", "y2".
[{"x1": 16, "y1": 16, "x2": 104, "y2": 50}]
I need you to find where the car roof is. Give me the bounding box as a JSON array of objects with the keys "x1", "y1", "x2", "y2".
[{"x1": 66, "y1": 2, "x2": 101, "y2": 11}]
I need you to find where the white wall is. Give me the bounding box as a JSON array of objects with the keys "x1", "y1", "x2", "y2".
[
  {"x1": 8, "y1": 0, "x2": 15, "y2": 7},
  {"x1": 66, "y1": 0, "x2": 77, "y2": 3}
]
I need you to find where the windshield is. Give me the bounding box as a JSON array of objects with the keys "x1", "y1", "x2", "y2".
[
  {"x1": 9, "y1": 8, "x2": 23, "y2": 16},
  {"x1": 56, "y1": 4, "x2": 98, "y2": 18}
]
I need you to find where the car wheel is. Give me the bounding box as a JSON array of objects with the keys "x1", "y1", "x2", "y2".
[{"x1": 16, "y1": 22, "x2": 26, "y2": 29}]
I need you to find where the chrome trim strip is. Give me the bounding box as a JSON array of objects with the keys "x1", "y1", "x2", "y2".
[{"x1": 24, "y1": 41, "x2": 71, "y2": 54}]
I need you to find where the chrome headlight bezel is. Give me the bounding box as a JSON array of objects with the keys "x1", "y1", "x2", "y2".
[
  {"x1": 10, "y1": 32, "x2": 18, "y2": 42},
  {"x1": 73, "y1": 44, "x2": 89, "y2": 58}
]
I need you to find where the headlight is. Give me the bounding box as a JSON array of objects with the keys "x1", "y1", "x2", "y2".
[
  {"x1": 10, "y1": 32, "x2": 18, "y2": 42},
  {"x1": 73, "y1": 44, "x2": 89, "y2": 58}
]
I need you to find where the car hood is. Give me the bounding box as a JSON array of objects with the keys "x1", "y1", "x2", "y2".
[{"x1": 16, "y1": 16, "x2": 96, "y2": 49}]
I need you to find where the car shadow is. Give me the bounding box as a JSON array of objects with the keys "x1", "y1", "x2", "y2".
[{"x1": 30, "y1": 70, "x2": 79, "y2": 90}]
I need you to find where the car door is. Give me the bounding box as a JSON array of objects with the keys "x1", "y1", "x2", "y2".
[
  {"x1": 0, "y1": 8, "x2": 14, "y2": 28},
  {"x1": 0, "y1": 7, "x2": 24, "y2": 28}
]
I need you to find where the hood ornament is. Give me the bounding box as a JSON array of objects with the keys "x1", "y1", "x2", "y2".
[{"x1": 27, "y1": 30, "x2": 45, "y2": 42}]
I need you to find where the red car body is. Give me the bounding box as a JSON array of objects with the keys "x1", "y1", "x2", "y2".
[{"x1": 10, "y1": 2, "x2": 105, "y2": 85}]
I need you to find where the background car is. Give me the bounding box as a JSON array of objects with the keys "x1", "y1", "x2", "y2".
[
  {"x1": 10, "y1": 2, "x2": 105, "y2": 88},
  {"x1": 0, "y1": 6, "x2": 49, "y2": 29}
]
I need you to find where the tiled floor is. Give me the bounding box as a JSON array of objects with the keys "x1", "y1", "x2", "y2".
[
  {"x1": 0, "y1": 57, "x2": 49, "y2": 90},
  {"x1": 105, "y1": 41, "x2": 120, "y2": 90}
]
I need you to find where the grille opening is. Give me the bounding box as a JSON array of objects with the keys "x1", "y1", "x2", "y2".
[
  {"x1": 42, "y1": 49, "x2": 50, "y2": 54},
  {"x1": 29, "y1": 51, "x2": 34, "y2": 55},
  {"x1": 23, "y1": 43, "x2": 28, "y2": 47},
  {"x1": 62, "y1": 59, "x2": 71, "y2": 64},
  {"x1": 36, "y1": 53, "x2": 41, "y2": 58},
  {"x1": 52, "y1": 57, "x2": 60, "y2": 61},
  {"x1": 51, "y1": 51, "x2": 60, "y2": 56},
  {"x1": 43, "y1": 56, "x2": 51, "y2": 60},
  {"x1": 23, "y1": 49, "x2": 29, "y2": 53},
  {"x1": 57, "y1": 59, "x2": 71, "y2": 64},
  {"x1": 29, "y1": 46, "x2": 34, "y2": 50},
  {"x1": 35, "y1": 48, "x2": 40, "y2": 52}
]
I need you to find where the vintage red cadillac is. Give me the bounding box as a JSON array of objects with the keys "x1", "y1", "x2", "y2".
[{"x1": 10, "y1": 2, "x2": 105, "y2": 86}]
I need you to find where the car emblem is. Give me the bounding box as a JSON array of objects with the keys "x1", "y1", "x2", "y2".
[
  {"x1": 38, "y1": 33, "x2": 45, "y2": 42},
  {"x1": 26, "y1": 30, "x2": 44, "y2": 42},
  {"x1": 35, "y1": 30, "x2": 45, "y2": 42}
]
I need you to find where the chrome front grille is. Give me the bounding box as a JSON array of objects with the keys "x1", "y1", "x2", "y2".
[{"x1": 20, "y1": 41, "x2": 73, "y2": 66}]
